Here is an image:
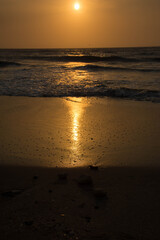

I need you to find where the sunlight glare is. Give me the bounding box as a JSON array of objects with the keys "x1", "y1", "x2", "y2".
[
  {"x1": 74, "y1": 2, "x2": 80, "y2": 10},
  {"x1": 73, "y1": 112, "x2": 79, "y2": 141}
]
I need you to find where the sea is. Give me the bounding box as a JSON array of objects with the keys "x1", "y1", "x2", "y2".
[{"x1": 0, "y1": 47, "x2": 160, "y2": 102}]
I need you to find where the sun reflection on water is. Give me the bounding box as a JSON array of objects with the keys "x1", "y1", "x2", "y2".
[
  {"x1": 66, "y1": 97, "x2": 84, "y2": 165},
  {"x1": 68, "y1": 97, "x2": 82, "y2": 144},
  {"x1": 73, "y1": 111, "x2": 79, "y2": 142}
]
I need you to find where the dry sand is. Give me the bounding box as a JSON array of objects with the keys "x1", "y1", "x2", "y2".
[
  {"x1": 0, "y1": 166, "x2": 160, "y2": 240},
  {"x1": 0, "y1": 96, "x2": 160, "y2": 239}
]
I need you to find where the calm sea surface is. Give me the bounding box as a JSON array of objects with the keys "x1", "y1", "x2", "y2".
[{"x1": 0, "y1": 47, "x2": 160, "y2": 102}]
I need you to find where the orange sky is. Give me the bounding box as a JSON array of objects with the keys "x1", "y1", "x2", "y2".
[{"x1": 0, "y1": 0, "x2": 160, "y2": 48}]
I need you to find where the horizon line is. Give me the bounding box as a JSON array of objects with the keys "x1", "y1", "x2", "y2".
[{"x1": 0, "y1": 45, "x2": 160, "y2": 50}]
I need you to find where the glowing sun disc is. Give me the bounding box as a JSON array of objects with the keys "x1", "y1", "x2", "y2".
[{"x1": 74, "y1": 3, "x2": 80, "y2": 10}]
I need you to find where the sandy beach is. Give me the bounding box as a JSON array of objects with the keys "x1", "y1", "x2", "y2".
[
  {"x1": 1, "y1": 0, "x2": 160, "y2": 237},
  {"x1": 0, "y1": 96, "x2": 160, "y2": 168},
  {"x1": 0, "y1": 96, "x2": 160, "y2": 239}
]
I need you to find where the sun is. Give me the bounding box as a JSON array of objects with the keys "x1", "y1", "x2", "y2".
[{"x1": 74, "y1": 2, "x2": 80, "y2": 10}]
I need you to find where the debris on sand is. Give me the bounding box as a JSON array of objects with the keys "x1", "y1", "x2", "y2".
[
  {"x1": 85, "y1": 216, "x2": 91, "y2": 223},
  {"x1": 77, "y1": 175, "x2": 93, "y2": 186},
  {"x1": 78, "y1": 203, "x2": 85, "y2": 208},
  {"x1": 58, "y1": 173, "x2": 68, "y2": 181},
  {"x1": 89, "y1": 165, "x2": 99, "y2": 171},
  {"x1": 94, "y1": 188, "x2": 107, "y2": 199},
  {"x1": 24, "y1": 221, "x2": 34, "y2": 226},
  {"x1": 33, "y1": 175, "x2": 38, "y2": 180},
  {"x1": 1, "y1": 189, "x2": 24, "y2": 198}
]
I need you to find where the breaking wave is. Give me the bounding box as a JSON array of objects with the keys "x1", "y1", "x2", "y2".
[
  {"x1": 72, "y1": 64, "x2": 160, "y2": 72},
  {"x1": 1, "y1": 86, "x2": 160, "y2": 102},
  {"x1": 21, "y1": 55, "x2": 143, "y2": 63},
  {"x1": 21, "y1": 55, "x2": 160, "y2": 63},
  {"x1": 0, "y1": 61, "x2": 21, "y2": 67},
  {"x1": 0, "y1": 48, "x2": 160, "y2": 103}
]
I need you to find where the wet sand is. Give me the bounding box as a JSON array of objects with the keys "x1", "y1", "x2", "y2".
[
  {"x1": 0, "y1": 96, "x2": 160, "y2": 167},
  {"x1": 0, "y1": 96, "x2": 160, "y2": 239}
]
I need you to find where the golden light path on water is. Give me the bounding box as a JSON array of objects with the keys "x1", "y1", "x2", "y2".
[
  {"x1": 73, "y1": 111, "x2": 79, "y2": 142},
  {"x1": 66, "y1": 97, "x2": 84, "y2": 166}
]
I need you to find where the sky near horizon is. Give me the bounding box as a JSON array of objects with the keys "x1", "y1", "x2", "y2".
[{"x1": 0, "y1": 0, "x2": 160, "y2": 48}]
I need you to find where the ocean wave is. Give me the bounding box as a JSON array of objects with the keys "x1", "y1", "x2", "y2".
[
  {"x1": 20, "y1": 54, "x2": 160, "y2": 64},
  {"x1": 0, "y1": 61, "x2": 21, "y2": 67},
  {"x1": 150, "y1": 57, "x2": 160, "y2": 62},
  {"x1": 23, "y1": 55, "x2": 139, "y2": 63},
  {"x1": 72, "y1": 64, "x2": 160, "y2": 72},
  {"x1": 104, "y1": 88, "x2": 160, "y2": 102},
  {"x1": 1, "y1": 87, "x2": 160, "y2": 102}
]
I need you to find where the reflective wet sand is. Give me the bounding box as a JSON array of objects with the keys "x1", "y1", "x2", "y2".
[
  {"x1": 0, "y1": 96, "x2": 160, "y2": 167},
  {"x1": 0, "y1": 96, "x2": 160, "y2": 239}
]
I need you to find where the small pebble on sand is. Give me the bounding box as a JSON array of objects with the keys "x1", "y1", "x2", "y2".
[
  {"x1": 58, "y1": 173, "x2": 68, "y2": 180},
  {"x1": 77, "y1": 175, "x2": 93, "y2": 186},
  {"x1": 94, "y1": 189, "x2": 107, "y2": 199},
  {"x1": 89, "y1": 165, "x2": 99, "y2": 171}
]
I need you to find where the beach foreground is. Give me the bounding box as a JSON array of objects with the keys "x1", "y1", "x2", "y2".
[
  {"x1": 0, "y1": 96, "x2": 160, "y2": 239},
  {"x1": 0, "y1": 165, "x2": 160, "y2": 240}
]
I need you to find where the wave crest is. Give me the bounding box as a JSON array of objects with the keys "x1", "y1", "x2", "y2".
[
  {"x1": 1, "y1": 87, "x2": 159, "y2": 102},
  {"x1": 0, "y1": 61, "x2": 21, "y2": 67},
  {"x1": 24, "y1": 55, "x2": 139, "y2": 63},
  {"x1": 72, "y1": 64, "x2": 160, "y2": 72}
]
